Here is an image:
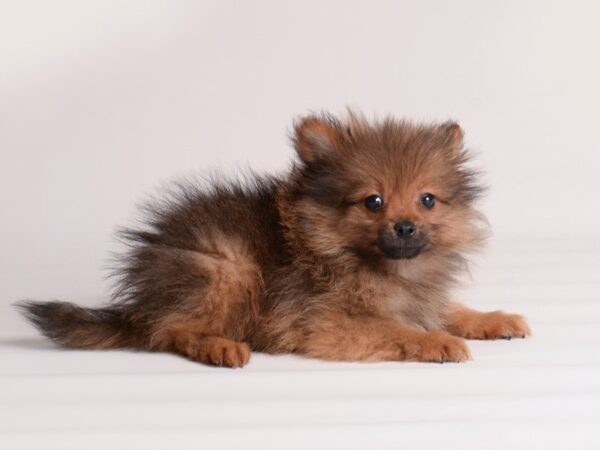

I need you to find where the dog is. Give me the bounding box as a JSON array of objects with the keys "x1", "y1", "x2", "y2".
[{"x1": 18, "y1": 111, "x2": 531, "y2": 367}]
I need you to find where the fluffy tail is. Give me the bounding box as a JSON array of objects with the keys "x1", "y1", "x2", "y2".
[{"x1": 16, "y1": 301, "x2": 138, "y2": 349}]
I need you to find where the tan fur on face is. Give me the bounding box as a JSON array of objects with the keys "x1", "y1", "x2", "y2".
[
  {"x1": 20, "y1": 111, "x2": 530, "y2": 368},
  {"x1": 281, "y1": 113, "x2": 487, "y2": 271}
]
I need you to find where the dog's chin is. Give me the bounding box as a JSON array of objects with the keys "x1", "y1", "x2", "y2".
[{"x1": 379, "y1": 244, "x2": 425, "y2": 260}]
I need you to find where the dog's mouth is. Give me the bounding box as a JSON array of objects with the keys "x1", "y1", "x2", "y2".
[
  {"x1": 379, "y1": 243, "x2": 425, "y2": 260},
  {"x1": 376, "y1": 229, "x2": 429, "y2": 261}
]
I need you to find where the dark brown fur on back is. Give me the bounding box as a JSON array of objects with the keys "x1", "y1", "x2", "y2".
[{"x1": 18, "y1": 112, "x2": 530, "y2": 367}]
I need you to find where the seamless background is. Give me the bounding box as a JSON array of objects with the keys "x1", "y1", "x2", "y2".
[
  {"x1": 1, "y1": 0, "x2": 599, "y2": 320},
  {"x1": 2, "y1": 2, "x2": 600, "y2": 449}
]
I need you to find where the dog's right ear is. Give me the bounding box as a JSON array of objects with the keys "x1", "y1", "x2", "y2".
[
  {"x1": 293, "y1": 115, "x2": 342, "y2": 164},
  {"x1": 439, "y1": 121, "x2": 464, "y2": 151}
]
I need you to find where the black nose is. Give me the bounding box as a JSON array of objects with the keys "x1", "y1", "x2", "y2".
[{"x1": 394, "y1": 221, "x2": 417, "y2": 239}]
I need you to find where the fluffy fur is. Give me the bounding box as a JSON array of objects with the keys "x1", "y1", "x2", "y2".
[{"x1": 18, "y1": 112, "x2": 530, "y2": 367}]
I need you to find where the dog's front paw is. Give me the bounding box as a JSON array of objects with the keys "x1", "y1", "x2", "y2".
[
  {"x1": 403, "y1": 331, "x2": 471, "y2": 363},
  {"x1": 463, "y1": 311, "x2": 531, "y2": 340}
]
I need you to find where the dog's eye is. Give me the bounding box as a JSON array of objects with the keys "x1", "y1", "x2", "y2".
[
  {"x1": 364, "y1": 194, "x2": 384, "y2": 211},
  {"x1": 420, "y1": 193, "x2": 436, "y2": 209}
]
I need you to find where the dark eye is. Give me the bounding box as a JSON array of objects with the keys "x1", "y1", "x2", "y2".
[
  {"x1": 420, "y1": 193, "x2": 436, "y2": 209},
  {"x1": 364, "y1": 194, "x2": 384, "y2": 211}
]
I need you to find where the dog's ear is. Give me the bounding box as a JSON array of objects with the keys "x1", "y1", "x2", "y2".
[
  {"x1": 293, "y1": 115, "x2": 342, "y2": 164},
  {"x1": 440, "y1": 121, "x2": 464, "y2": 150}
]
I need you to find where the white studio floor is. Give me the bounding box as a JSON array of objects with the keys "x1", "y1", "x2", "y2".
[{"x1": 1, "y1": 236, "x2": 599, "y2": 450}]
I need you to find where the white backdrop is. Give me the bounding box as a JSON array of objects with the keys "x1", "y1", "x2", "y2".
[
  {"x1": 2, "y1": 3, "x2": 600, "y2": 449},
  {"x1": 1, "y1": 0, "x2": 599, "y2": 312}
]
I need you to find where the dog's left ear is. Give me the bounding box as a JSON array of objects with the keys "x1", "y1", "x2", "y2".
[
  {"x1": 293, "y1": 115, "x2": 342, "y2": 164},
  {"x1": 440, "y1": 121, "x2": 464, "y2": 150}
]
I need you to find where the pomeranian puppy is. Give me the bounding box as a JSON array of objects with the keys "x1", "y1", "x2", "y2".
[{"x1": 18, "y1": 112, "x2": 530, "y2": 368}]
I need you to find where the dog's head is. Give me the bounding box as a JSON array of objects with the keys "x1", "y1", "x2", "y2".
[{"x1": 282, "y1": 112, "x2": 486, "y2": 268}]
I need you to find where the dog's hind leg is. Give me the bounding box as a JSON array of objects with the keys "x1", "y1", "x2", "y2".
[{"x1": 119, "y1": 236, "x2": 263, "y2": 368}]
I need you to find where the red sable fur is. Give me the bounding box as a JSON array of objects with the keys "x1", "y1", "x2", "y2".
[{"x1": 18, "y1": 112, "x2": 531, "y2": 367}]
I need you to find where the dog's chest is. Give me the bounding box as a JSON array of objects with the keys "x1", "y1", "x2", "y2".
[
  {"x1": 385, "y1": 284, "x2": 447, "y2": 331},
  {"x1": 351, "y1": 273, "x2": 447, "y2": 331}
]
